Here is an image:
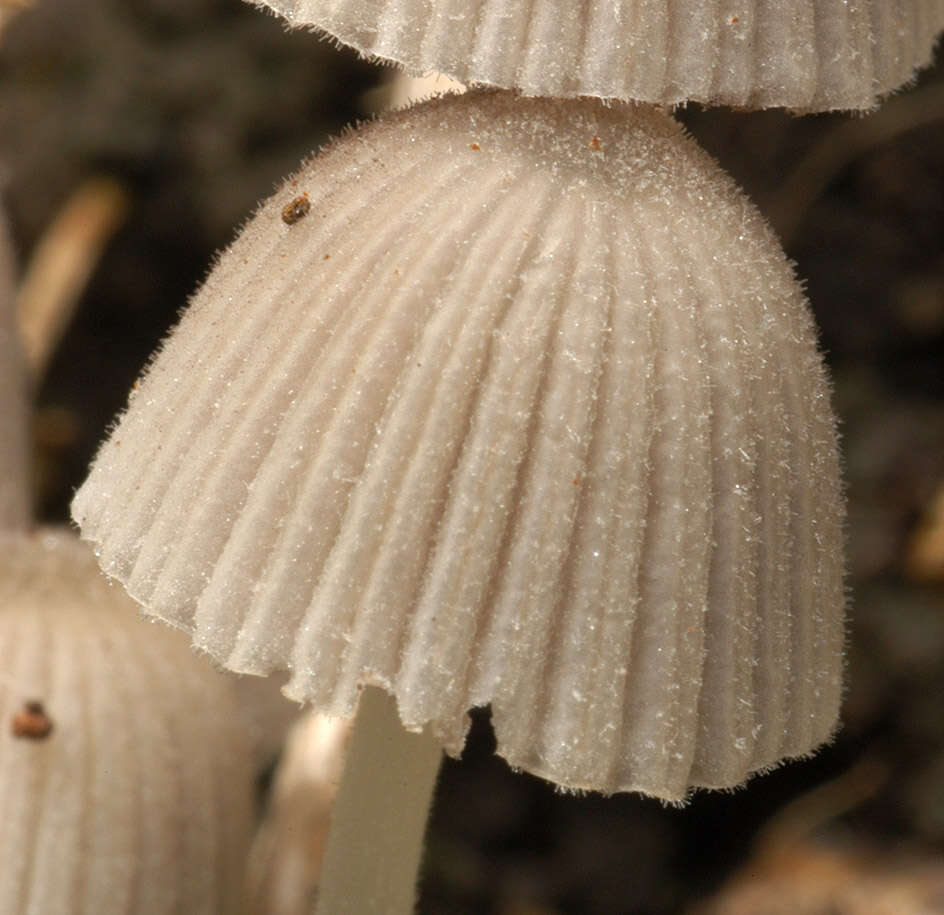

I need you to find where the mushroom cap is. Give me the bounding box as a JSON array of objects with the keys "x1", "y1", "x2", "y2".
[
  {"x1": 0, "y1": 529, "x2": 254, "y2": 913},
  {"x1": 252, "y1": 0, "x2": 944, "y2": 111},
  {"x1": 0, "y1": 209, "x2": 29, "y2": 531},
  {"x1": 74, "y1": 90, "x2": 845, "y2": 801}
]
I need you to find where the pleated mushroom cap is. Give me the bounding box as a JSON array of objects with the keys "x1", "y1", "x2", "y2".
[
  {"x1": 74, "y1": 91, "x2": 844, "y2": 802},
  {"x1": 0, "y1": 529, "x2": 254, "y2": 913},
  {"x1": 254, "y1": 0, "x2": 944, "y2": 111}
]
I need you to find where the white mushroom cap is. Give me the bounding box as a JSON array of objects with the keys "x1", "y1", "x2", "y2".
[
  {"x1": 253, "y1": 0, "x2": 944, "y2": 111},
  {"x1": 74, "y1": 90, "x2": 845, "y2": 802},
  {"x1": 0, "y1": 529, "x2": 254, "y2": 913}
]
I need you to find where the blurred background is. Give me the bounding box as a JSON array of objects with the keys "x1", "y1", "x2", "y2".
[{"x1": 1, "y1": 0, "x2": 943, "y2": 912}]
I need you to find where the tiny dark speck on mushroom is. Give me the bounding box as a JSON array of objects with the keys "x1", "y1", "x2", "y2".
[
  {"x1": 470, "y1": 143, "x2": 480, "y2": 151},
  {"x1": 589, "y1": 136, "x2": 601, "y2": 151},
  {"x1": 282, "y1": 195, "x2": 311, "y2": 225},
  {"x1": 11, "y1": 700, "x2": 54, "y2": 740}
]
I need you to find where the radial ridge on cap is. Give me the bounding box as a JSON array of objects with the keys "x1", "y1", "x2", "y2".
[
  {"x1": 74, "y1": 91, "x2": 845, "y2": 801},
  {"x1": 253, "y1": 0, "x2": 944, "y2": 111}
]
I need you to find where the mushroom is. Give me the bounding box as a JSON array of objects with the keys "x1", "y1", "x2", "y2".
[
  {"x1": 250, "y1": 0, "x2": 944, "y2": 111},
  {"x1": 73, "y1": 89, "x2": 845, "y2": 912},
  {"x1": 0, "y1": 203, "x2": 257, "y2": 913},
  {"x1": 0, "y1": 529, "x2": 256, "y2": 914}
]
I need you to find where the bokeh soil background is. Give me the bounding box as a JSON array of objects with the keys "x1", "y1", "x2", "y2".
[{"x1": 2, "y1": 1, "x2": 944, "y2": 912}]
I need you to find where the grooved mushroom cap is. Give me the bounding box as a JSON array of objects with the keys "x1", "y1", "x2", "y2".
[
  {"x1": 0, "y1": 530, "x2": 254, "y2": 913},
  {"x1": 73, "y1": 91, "x2": 845, "y2": 801},
  {"x1": 0, "y1": 211, "x2": 29, "y2": 531},
  {"x1": 252, "y1": 0, "x2": 944, "y2": 111}
]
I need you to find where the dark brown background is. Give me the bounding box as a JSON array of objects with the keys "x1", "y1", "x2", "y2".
[{"x1": 2, "y1": 2, "x2": 943, "y2": 911}]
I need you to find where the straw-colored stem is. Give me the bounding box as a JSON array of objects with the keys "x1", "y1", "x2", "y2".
[
  {"x1": 1, "y1": 178, "x2": 126, "y2": 532},
  {"x1": 315, "y1": 686, "x2": 442, "y2": 915},
  {"x1": 0, "y1": 0, "x2": 32, "y2": 38},
  {"x1": 767, "y1": 81, "x2": 944, "y2": 246},
  {"x1": 15, "y1": 177, "x2": 127, "y2": 379},
  {"x1": 248, "y1": 712, "x2": 351, "y2": 914}
]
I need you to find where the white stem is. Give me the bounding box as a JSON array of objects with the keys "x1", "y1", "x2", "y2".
[
  {"x1": 315, "y1": 686, "x2": 442, "y2": 915},
  {"x1": 0, "y1": 209, "x2": 30, "y2": 533}
]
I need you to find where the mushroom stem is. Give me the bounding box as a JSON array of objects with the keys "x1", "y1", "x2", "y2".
[
  {"x1": 15, "y1": 177, "x2": 127, "y2": 380},
  {"x1": 315, "y1": 686, "x2": 442, "y2": 915},
  {"x1": 0, "y1": 210, "x2": 30, "y2": 533}
]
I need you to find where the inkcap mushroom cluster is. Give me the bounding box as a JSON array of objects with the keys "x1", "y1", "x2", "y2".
[{"x1": 72, "y1": 2, "x2": 943, "y2": 912}]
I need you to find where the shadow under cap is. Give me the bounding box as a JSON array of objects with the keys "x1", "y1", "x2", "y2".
[
  {"x1": 73, "y1": 90, "x2": 845, "y2": 803},
  {"x1": 251, "y1": 0, "x2": 944, "y2": 112}
]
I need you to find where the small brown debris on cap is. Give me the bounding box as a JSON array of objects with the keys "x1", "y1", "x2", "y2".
[
  {"x1": 11, "y1": 700, "x2": 54, "y2": 739},
  {"x1": 470, "y1": 143, "x2": 480, "y2": 150},
  {"x1": 589, "y1": 136, "x2": 601, "y2": 151},
  {"x1": 281, "y1": 195, "x2": 311, "y2": 225}
]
